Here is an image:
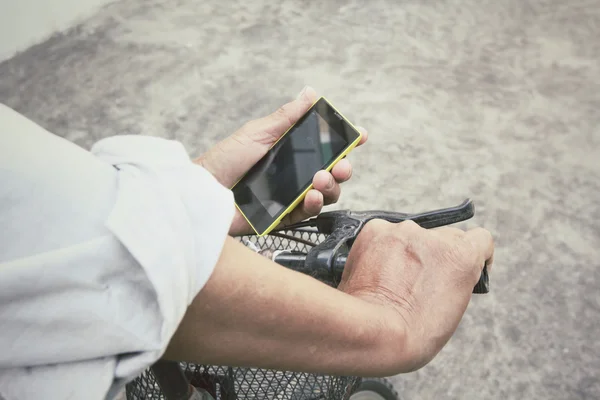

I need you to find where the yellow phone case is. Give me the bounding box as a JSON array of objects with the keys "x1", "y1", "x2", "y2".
[{"x1": 233, "y1": 96, "x2": 363, "y2": 236}]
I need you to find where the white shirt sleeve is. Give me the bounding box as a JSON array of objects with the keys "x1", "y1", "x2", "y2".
[{"x1": 0, "y1": 104, "x2": 235, "y2": 400}]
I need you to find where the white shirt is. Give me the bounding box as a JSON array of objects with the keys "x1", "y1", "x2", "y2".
[{"x1": 0, "y1": 104, "x2": 235, "y2": 400}]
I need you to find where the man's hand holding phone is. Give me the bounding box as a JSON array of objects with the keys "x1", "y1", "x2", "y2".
[{"x1": 195, "y1": 86, "x2": 368, "y2": 236}]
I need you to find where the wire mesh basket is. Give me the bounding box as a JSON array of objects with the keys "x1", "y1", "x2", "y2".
[{"x1": 125, "y1": 229, "x2": 362, "y2": 400}]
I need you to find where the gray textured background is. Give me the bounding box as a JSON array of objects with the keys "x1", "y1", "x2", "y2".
[{"x1": 1, "y1": 0, "x2": 599, "y2": 399}]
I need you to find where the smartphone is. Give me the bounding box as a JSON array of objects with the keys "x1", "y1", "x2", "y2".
[{"x1": 232, "y1": 97, "x2": 363, "y2": 236}]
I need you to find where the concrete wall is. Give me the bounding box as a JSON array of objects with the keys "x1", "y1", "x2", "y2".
[{"x1": 0, "y1": 0, "x2": 114, "y2": 62}]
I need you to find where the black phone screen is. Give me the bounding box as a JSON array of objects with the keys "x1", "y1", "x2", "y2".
[{"x1": 232, "y1": 97, "x2": 361, "y2": 234}]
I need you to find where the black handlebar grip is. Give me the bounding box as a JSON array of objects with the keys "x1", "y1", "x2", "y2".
[{"x1": 473, "y1": 264, "x2": 489, "y2": 294}]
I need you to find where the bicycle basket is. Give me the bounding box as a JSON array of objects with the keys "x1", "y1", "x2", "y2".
[{"x1": 126, "y1": 228, "x2": 361, "y2": 400}]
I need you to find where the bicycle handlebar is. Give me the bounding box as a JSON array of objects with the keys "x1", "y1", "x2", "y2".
[
  {"x1": 271, "y1": 198, "x2": 489, "y2": 294},
  {"x1": 270, "y1": 251, "x2": 489, "y2": 294}
]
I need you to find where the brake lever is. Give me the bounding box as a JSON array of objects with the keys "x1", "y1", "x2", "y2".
[
  {"x1": 303, "y1": 199, "x2": 489, "y2": 293},
  {"x1": 311, "y1": 198, "x2": 475, "y2": 233}
]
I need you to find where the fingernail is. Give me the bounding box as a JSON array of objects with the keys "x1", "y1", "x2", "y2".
[{"x1": 296, "y1": 86, "x2": 308, "y2": 100}]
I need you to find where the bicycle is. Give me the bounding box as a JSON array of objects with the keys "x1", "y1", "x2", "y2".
[{"x1": 125, "y1": 199, "x2": 489, "y2": 400}]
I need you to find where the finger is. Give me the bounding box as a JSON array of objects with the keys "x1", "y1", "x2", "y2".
[
  {"x1": 313, "y1": 170, "x2": 341, "y2": 205},
  {"x1": 331, "y1": 158, "x2": 352, "y2": 183},
  {"x1": 237, "y1": 86, "x2": 318, "y2": 145},
  {"x1": 355, "y1": 126, "x2": 369, "y2": 146},
  {"x1": 464, "y1": 227, "x2": 495, "y2": 271},
  {"x1": 282, "y1": 189, "x2": 324, "y2": 225}
]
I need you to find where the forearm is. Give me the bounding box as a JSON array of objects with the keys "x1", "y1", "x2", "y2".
[{"x1": 164, "y1": 237, "x2": 405, "y2": 377}]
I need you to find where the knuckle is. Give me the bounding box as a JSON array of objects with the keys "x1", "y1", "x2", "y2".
[
  {"x1": 446, "y1": 240, "x2": 481, "y2": 281},
  {"x1": 471, "y1": 226, "x2": 492, "y2": 241},
  {"x1": 274, "y1": 105, "x2": 295, "y2": 127},
  {"x1": 237, "y1": 120, "x2": 272, "y2": 145},
  {"x1": 397, "y1": 219, "x2": 421, "y2": 232},
  {"x1": 447, "y1": 239, "x2": 473, "y2": 263},
  {"x1": 468, "y1": 227, "x2": 494, "y2": 257},
  {"x1": 363, "y1": 220, "x2": 424, "y2": 258},
  {"x1": 362, "y1": 218, "x2": 392, "y2": 236},
  {"x1": 358, "y1": 219, "x2": 398, "y2": 248}
]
